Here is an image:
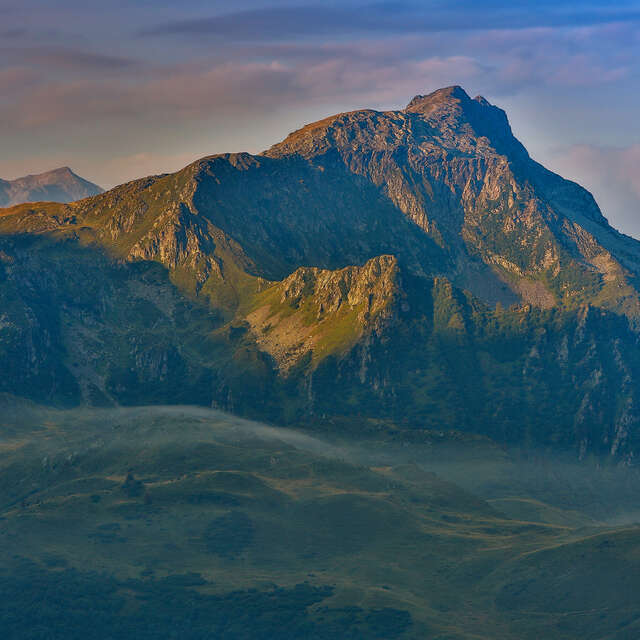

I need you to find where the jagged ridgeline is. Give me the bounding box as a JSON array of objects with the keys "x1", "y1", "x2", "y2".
[{"x1": 2, "y1": 86, "x2": 640, "y2": 459}]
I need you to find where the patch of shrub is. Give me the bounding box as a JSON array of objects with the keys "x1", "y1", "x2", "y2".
[
  {"x1": 0, "y1": 562, "x2": 413, "y2": 639},
  {"x1": 203, "y1": 511, "x2": 254, "y2": 557}
]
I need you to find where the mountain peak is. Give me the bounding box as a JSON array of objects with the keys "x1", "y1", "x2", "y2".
[
  {"x1": 404, "y1": 85, "x2": 526, "y2": 159},
  {"x1": 404, "y1": 85, "x2": 471, "y2": 112},
  {"x1": 404, "y1": 85, "x2": 499, "y2": 125},
  {"x1": 0, "y1": 167, "x2": 103, "y2": 207},
  {"x1": 266, "y1": 86, "x2": 524, "y2": 162},
  {"x1": 17, "y1": 167, "x2": 75, "y2": 181},
  {"x1": 48, "y1": 166, "x2": 75, "y2": 176}
]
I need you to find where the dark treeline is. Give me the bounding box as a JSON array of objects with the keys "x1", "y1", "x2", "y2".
[{"x1": 0, "y1": 561, "x2": 411, "y2": 640}]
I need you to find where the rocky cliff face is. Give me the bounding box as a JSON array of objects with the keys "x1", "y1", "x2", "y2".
[
  {"x1": 266, "y1": 85, "x2": 640, "y2": 317},
  {"x1": 245, "y1": 255, "x2": 401, "y2": 372},
  {"x1": 2, "y1": 86, "x2": 640, "y2": 461},
  {"x1": 0, "y1": 167, "x2": 103, "y2": 206}
]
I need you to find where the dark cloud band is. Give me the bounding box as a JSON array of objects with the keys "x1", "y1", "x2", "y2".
[{"x1": 142, "y1": 2, "x2": 640, "y2": 41}]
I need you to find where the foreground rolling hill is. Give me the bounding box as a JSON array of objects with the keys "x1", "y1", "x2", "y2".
[{"x1": 2, "y1": 402, "x2": 640, "y2": 639}]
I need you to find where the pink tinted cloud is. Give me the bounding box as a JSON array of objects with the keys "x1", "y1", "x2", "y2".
[
  {"x1": 0, "y1": 61, "x2": 296, "y2": 128},
  {"x1": 0, "y1": 54, "x2": 487, "y2": 130},
  {"x1": 464, "y1": 24, "x2": 634, "y2": 90},
  {"x1": 0, "y1": 66, "x2": 40, "y2": 93},
  {"x1": 2, "y1": 19, "x2": 632, "y2": 134},
  {"x1": 551, "y1": 144, "x2": 640, "y2": 237},
  {"x1": 557, "y1": 144, "x2": 640, "y2": 198}
]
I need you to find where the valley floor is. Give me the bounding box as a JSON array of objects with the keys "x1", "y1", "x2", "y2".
[{"x1": 1, "y1": 404, "x2": 639, "y2": 639}]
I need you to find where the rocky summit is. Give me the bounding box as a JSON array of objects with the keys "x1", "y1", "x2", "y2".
[{"x1": 2, "y1": 86, "x2": 640, "y2": 460}]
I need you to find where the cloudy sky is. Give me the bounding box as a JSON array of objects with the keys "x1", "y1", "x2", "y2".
[{"x1": 2, "y1": 0, "x2": 640, "y2": 236}]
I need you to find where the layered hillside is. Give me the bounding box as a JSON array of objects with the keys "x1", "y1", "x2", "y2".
[
  {"x1": 0, "y1": 167, "x2": 103, "y2": 206},
  {"x1": 2, "y1": 86, "x2": 640, "y2": 460},
  {"x1": 4, "y1": 405, "x2": 640, "y2": 640}
]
